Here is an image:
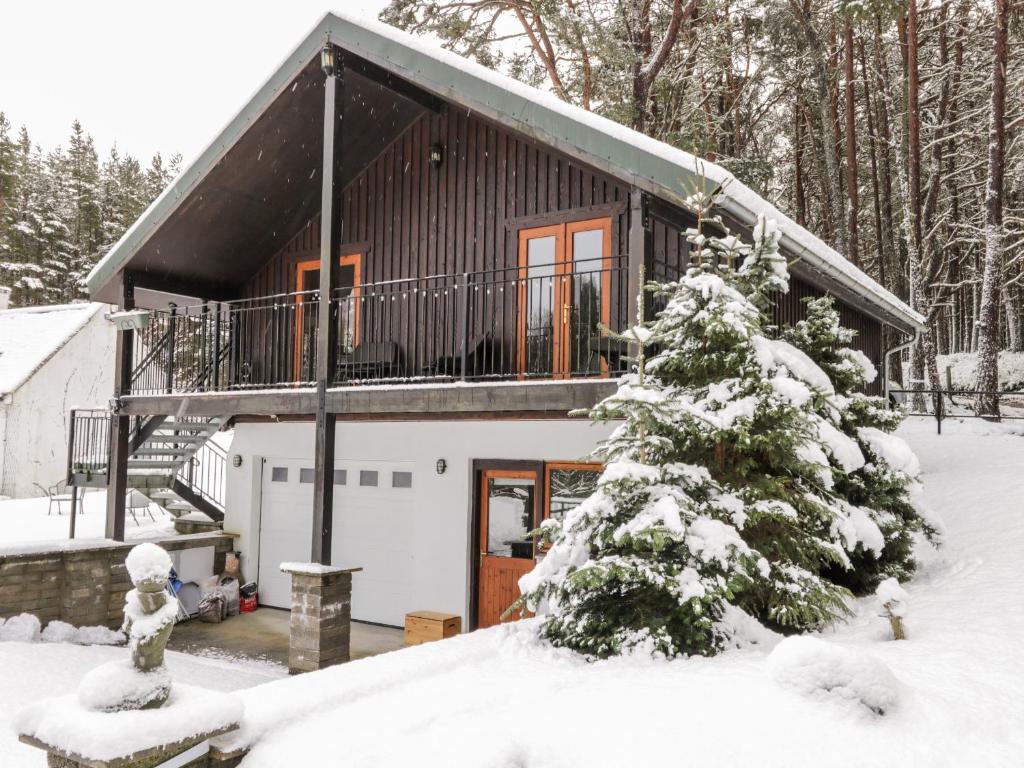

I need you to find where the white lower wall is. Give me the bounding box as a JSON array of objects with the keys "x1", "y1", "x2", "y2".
[
  {"x1": 224, "y1": 418, "x2": 613, "y2": 626},
  {"x1": 0, "y1": 310, "x2": 115, "y2": 498}
]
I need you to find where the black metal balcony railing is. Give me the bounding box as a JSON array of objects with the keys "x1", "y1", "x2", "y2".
[
  {"x1": 66, "y1": 408, "x2": 112, "y2": 483},
  {"x1": 127, "y1": 258, "x2": 630, "y2": 396}
]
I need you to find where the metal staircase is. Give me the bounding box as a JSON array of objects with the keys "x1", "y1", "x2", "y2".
[
  {"x1": 127, "y1": 415, "x2": 229, "y2": 523},
  {"x1": 67, "y1": 410, "x2": 229, "y2": 527}
]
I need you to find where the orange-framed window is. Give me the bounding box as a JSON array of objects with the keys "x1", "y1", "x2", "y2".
[
  {"x1": 516, "y1": 218, "x2": 612, "y2": 380},
  {"x1": 543, "y1": 461, "x2": 603, "y2": 523},
  {"x1": 294, "y1": 253, "x2": 362, "y2": 381}
]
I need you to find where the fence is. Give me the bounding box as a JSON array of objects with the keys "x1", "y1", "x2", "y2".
[
  {"x1": 127, "y1": 257, "x2": 630, "y2": 395},
  {"x1": 889, "y1": 388, "x2": 1024, "y2": 433}
]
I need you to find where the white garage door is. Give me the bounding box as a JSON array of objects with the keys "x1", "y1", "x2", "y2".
[{"x1": 257, "y1": 458, "x2": 416, "y2": 626}]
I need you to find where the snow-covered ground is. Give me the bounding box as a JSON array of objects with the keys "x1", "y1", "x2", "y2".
[
  {"x1": 0, "y1": 642, "x2": 284, "y2": 766},
  {"x1": 0, "y1": 490, "x2": 172, "y2": 546},
  {"x1": 3, "y1": 418, "x2": 1021, "y2": 766},
  {"x1": 212, "y1": 417, "x2": 1022, "y2": 767}
]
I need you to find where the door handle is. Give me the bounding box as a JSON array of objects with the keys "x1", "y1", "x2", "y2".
[
  {"x1": 480, "y1": 550, "x2": 486, "y2": 568},
  {"x1": 563, "y1": 303, "x2": 571, "y2": 322}
]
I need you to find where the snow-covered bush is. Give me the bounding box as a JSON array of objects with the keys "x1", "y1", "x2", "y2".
[
  {"x1": 0, "y1": 612, "x2": 41, "y2": 642},
  {"x1": 783, "y1": 295, "x2": 937, "y2": 593},
  {"x1": 767, "y1": 635, "x2": 899, "y2": 715}
]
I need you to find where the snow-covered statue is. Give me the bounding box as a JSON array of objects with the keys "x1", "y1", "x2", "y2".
[{"x1": 77, "y1": 543, "x2": 177, "y2": 712}]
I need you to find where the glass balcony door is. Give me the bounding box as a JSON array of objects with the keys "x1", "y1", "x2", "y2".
[{"x1": 517, "y1": 218, "x2": 612, "y2": 379}]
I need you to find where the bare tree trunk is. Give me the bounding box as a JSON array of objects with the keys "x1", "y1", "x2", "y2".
[
  {"x1": 976, "y1": 0, "x2": 1009, "y2": 416},
  {"x1": 905, "y1": 2, "x2": 935, "y2": 411},
  {"x1": 860, "y1": 40, "x2": 886, "y2": 283},
  {"x1": 791, "y1": 0, "x2": 847, "y2": 255},
  {"x1": 1004, "y1": 287, "x2": 1021, "y2": 352},
  {"x1": 844, "y1": 18, "x2": 860, "y2": 267}
]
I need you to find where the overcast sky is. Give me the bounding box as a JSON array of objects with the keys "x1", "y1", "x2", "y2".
[{"x1": 1, "y1": 1, "x2": 390, "y2": 163}]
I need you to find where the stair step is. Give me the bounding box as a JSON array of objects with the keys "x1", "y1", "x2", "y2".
[
  {"x1": 157, "y1": 421, "x2": 216, "y2": 431},
  {"x1": 147, "y1": 491, "x2": 178, "y2": 500},
  {"x1": 165, "y1": 502, "x2": 196, "y2": 512},
  {"x1": 132, "y1": 448, "x2": 191, "y2": 456},
  {"x1": 127, "y1": 460, "x2": 182, "y2": 469},
  {"x1": 142, "y1": 435, "x2": 207, "y2": 444}
]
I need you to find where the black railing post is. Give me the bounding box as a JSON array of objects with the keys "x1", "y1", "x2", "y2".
[
  {"x1": 460, "y1": 272, "x2": 470, "y2": 381},
  {"x1": 213, "y1": 303, "x2": 222, "y2": 391},
  {"x1": 200, "y1": 301, "x2": 211, "y2": 392},
  {"x1": 166, "y1": 303, "x2": 177, "y2": 394}
]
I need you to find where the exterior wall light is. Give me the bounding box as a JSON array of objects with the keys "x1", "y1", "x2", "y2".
[
  {"x1": 321, "y1": 45, "x2": 337, "y2": 77},
  {"x1": 232, "y1": 454, "x2": 243, "y2": 468},
  {"x1": 106, "y1": 309, "x2": 151, "y2": 331},
  {"x1": 435, "y1": 458, "x2": 447, "y2": 475},
  {"x1": 429, "y1": 143, "x2": 444, "y2": 169}
]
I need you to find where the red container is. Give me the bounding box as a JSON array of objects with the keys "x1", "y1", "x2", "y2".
[{"x1": 240, "y1": 594, "x2": 258, "y2": 613}]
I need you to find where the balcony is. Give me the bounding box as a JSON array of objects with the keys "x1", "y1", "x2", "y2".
[{"x1": 127, "y1": 257, "x2": 630, "y2": 397}]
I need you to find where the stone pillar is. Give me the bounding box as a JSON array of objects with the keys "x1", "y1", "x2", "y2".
[{"x1": 281, "y1": 564, "x2": 360, "y2": 674}]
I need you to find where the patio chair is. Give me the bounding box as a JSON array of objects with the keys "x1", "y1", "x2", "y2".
[
  {"x1": 33, "y1": 481, "x2": 75, "y2": 516},
  {"x1": 422, "y1": 332, "x2": 492, "y2": 378},
  {"x1": 336, "y1": 341, "x2": 400, "y2": 381},
  {"x1": 126, "y1": 489, "x2": 156, "y2": 525}
]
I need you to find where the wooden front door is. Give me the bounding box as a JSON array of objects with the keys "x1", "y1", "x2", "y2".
[
  {"x1": 293, "y1": 253, "x2": 362, "y2": 382},
  {"x1": 517, "y1": 218, "x2": 612, "y2": 379},
  {"x1": 476, "y1": 468, "x2": 539, "y2": 628}
]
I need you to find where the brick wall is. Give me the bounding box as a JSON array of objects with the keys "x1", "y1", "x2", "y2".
[{"x1": 0, "y1": 533, "x2": 236, "y2": 629}]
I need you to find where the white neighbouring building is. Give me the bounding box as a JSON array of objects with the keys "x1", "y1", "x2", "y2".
[
  {"x1": 80, "y1": 12, "x2": 926, "y2": 634},
  {"x1": 0, "y1": 302, "x2": 116, "y2": 498}
]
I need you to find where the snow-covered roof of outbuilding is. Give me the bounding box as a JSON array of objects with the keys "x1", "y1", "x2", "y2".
[
  {"x1": 0, "y1": 303, "x2": 107, "y2": 397},
  {"x1": 86, "y1": 11, "x2": 925, "y2": 333}
]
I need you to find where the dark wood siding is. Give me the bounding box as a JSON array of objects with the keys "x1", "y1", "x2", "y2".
[
  {"x1": 245, "y1": 106, "x2": 630, "y2": 296},
  {"x1": 243, "y1": 103, "x2": 882, "y2": 393}
]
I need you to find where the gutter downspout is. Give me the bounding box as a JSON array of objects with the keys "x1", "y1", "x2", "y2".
[{"x1": 883, "y1": 330, "x2": 921, "y2": 403}]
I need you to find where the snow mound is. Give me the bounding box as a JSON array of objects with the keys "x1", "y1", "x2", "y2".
[
  {"x1": 41, "y1": 620, "x2": 124, "y2": 646},
  {"x1": 767, "y1": 636, "x2": 898, "y2": 715},
  {"x1": 858, "y1": 427, "x2": 921, "y2": 477},
  {"x1": 0, "y1": 613, "x2": 41, "y2": 642},
  {"x1": 78, "y1": 659, "x2": 172, "y2": 712},
  {"x1": 125, "y1": 542, "x2": 172, "y2": 584}
]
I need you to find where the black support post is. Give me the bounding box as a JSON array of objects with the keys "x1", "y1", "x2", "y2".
[
  {"x1": 311, "y1": 45, "x2": 345, "y2": 565},
  {"x1": 627, "y1": 190, "x2": 650, "y2": 355},
  {"x1": 105, "y1": 271, "x2": 135, "y2": 541}
]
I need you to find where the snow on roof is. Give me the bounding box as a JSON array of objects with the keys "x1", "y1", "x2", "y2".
[
  {"x1": 86, "y1": 11, "x2": 925, "y2": 333},
  {"x1": 0, "y1": 303, "x2": 106, "y2": 396}
]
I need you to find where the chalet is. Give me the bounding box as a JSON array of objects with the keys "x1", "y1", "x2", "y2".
[{"x1": 77, "y1": 12, "x2": 925, "y2": 632}]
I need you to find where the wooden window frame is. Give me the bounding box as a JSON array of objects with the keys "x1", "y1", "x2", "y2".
[
  {"x1": 293, "y1": 252, "x2": 363, "y2": 381},
  {"x1": 516, "y1": 217, "x2": 612, "y2": 381}
]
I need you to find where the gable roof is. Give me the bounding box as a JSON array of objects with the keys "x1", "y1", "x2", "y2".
[
  {"x1": 86, "y1": 10, "x2": 925, "y2": 333},
  {"x1": 0, "y1": 303, "x2": 107, "y2": 397}
]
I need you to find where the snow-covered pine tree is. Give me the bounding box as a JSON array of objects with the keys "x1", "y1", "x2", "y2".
[
  {"x1": 783, "y1": 296, "x2": 936, "y2": 592},
  {"x1": 519, "y1": 207, "x2": 874, "y2": 656}
]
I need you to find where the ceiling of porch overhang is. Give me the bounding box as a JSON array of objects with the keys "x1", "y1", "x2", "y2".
[{"x1": 105, "y1": 55, "x2": 426, "y2": 304}]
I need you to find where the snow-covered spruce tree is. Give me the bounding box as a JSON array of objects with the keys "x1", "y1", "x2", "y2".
[
  {"x1": 782, "y1": 296, "x2": 936, "y2": 592},
  {"x1": 519, "y1": 211, "x2": 870, "y2": 655},
  {"x1": 515, "y1": 290, "x2": 764, "y2": 657}
]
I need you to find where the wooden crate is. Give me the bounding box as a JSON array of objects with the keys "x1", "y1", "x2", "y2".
[{"x1": 404, "y1": 610, "x2": 462, "y2": 646}]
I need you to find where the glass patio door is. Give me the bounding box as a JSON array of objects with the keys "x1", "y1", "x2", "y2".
[
  {"x1": 293, "y1": 254, "x2": 361, "y2": 382},
  {"x1": 517, "y1": 218, "x2": 611, "y2": 379}
]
